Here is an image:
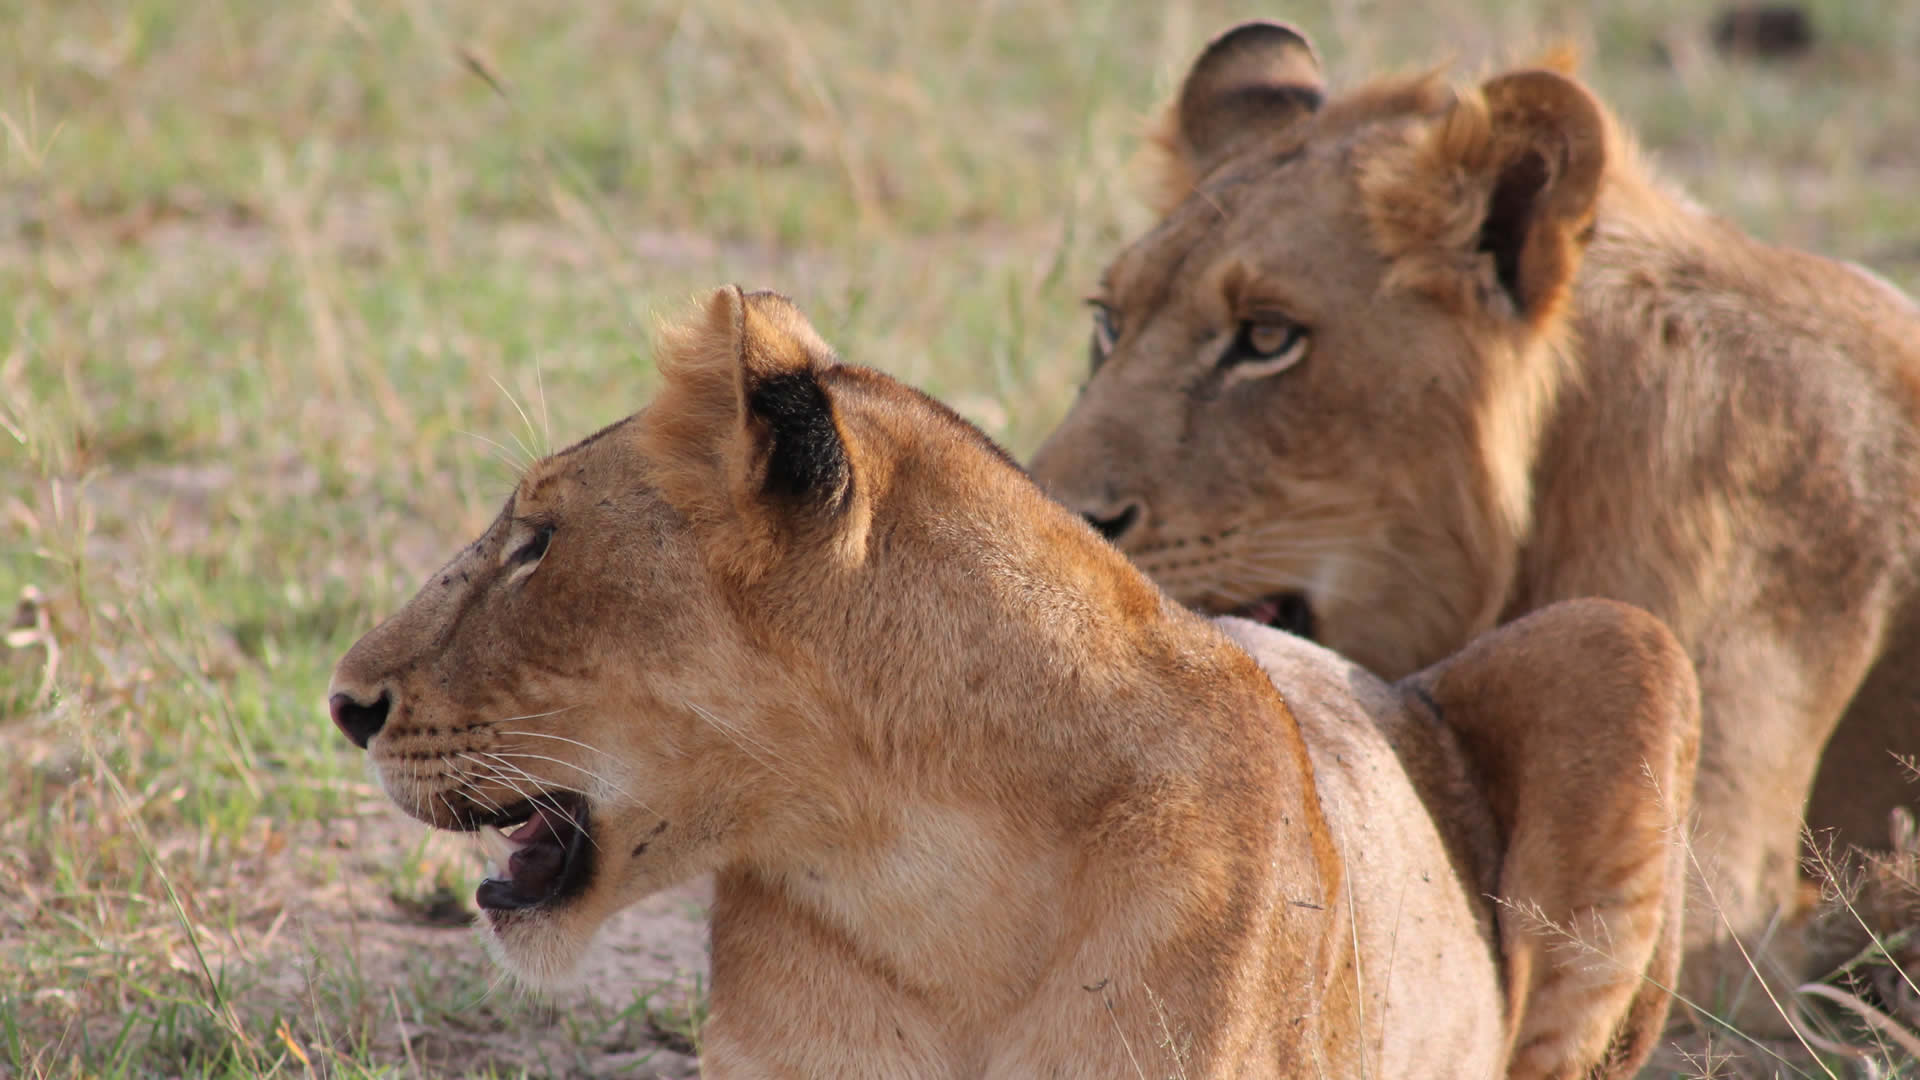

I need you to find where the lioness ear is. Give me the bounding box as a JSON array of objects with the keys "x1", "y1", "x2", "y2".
[
  {"x1": 1363, "y1": 68, "x2": 1606, "y2": 324},
  {"x1": 647, "y1": 287, "x2": 867, "y2": 573},
  {"x1": 711, "y1": 286, "x2": 852, "y2": 510},
  {"x1": 1148, "y1": 21, "x2": 1324, "y2": 210},
  {"x1": 1473, "y1": 70, "x2": 1607, "y2": 319}
]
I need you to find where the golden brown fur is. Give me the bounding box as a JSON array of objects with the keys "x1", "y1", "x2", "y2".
[
  {"x1": 331, "y1": 287, "x2": 1698, "y2": 1077},
  {"x1": 1029, "y1": 21, "x2": 1920, "y2": 1022}
]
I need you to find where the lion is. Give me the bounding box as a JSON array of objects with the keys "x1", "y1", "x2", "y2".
[
  {"x1": 329, "y1": 287, "x2": 1699, "y2": 1078},
  {"x1": 1027, "y1": 20, "x2": 1920, "y2": 1021}
]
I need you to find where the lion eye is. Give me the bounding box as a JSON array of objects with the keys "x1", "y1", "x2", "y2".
[
  {"x1": 1222, "y1": 318, "x2": 1309, "y2": 379},
  {"x1": 1087, "y1": 302, "x2": 1120, "y2": 372},
  {"x1": 510, "y1": 525, "x2": 554, "y2": 568}
]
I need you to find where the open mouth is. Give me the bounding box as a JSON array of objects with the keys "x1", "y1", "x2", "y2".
[
  {"x1": 465, "y1": 792, "x2": 595, "y2": 914},
  {"x1": 1230, "y1": 591, "x2": 1316, "y2": 640}
]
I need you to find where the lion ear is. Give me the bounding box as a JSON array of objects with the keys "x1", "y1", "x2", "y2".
[
  {"x1": 1148, "y1": 21, "x2": 1324, "y2": 210},
  {"x1": 709, "y1": 286, "x2": 853, "y2": 511},
  {"x1": 1365, "y1": 68, "x2": 1607, "y2": 324},
  {"x1": 645, "y1": 287, "x2": 862, "y2": 569},
  {"x1": 1472, "y1": 70, "x2": 1607, "y2": 320}
]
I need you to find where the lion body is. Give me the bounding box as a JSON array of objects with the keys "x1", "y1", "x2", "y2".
[
  {"x1": 1526, "y1": 181, "x2": 1920, "y2": 957},
  {"x1": 332, "y1": 287, "x2": 1697, "y2": 1077},
  {"x1": 1030, "y1": 24, "x2": 1920, "y2": 1010},
  {"x1": 700, "y1": 618, "x2": 1519, "y2": 1080}
]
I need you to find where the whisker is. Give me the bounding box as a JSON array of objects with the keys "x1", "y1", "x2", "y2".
[
  {"x1": 488, "y1": 705, "x2": 584, "y2": 726},
  {"x1": 450, "y1": 770, "x2": 509, "y2": 818},
  {"x1": 459, "y1": 756, "x2": 601, "y2": 852},
  {"x1": 488, "y1": 749, "x2": 621, "y2": 790},
  {"x1": 491, "y1": 374, "x2": 542, "y2": 466},
  {"x1": 458, "y1": 428, "x2": 533, "y2": 473},
  {"x1": 495, "y1": 727, "x2": 612, "y2": 759},
  {"x1": 487, "y1": 748, "x2": 658, "y2": 817},
  {"x1": 469, "y1": 751, "x2": 601, "y2": 851},
  {"x1": 687, "y1": 702, "x2": 796, "y2": 782},
  {"x1": 534, "y1": 358, "x2": 551, "y2": 454},
  {"x1": 457, "y1": 752, "x2": 539, "y2": 807}
]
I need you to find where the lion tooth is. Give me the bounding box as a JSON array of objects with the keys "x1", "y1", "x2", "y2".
[{"x1": 480, "y1": 824, "x2": 515, "y2": 864}]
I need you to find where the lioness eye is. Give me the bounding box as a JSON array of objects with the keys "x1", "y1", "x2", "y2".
[
  {"x1": 1222, "y1": 318, "x2": 1309, "y2": 380},
  {"x1": 510, "y1": 525, "x2": 554, "y2": 567},
  {"x1": 1087, "y1": 302, "x2": 1120, "y2": 372}
]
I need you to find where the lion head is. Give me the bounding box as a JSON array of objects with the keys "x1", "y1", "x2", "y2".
[
  {"x1": 1030, "y1": 22, "x2": 1607, "y2": 679},
  {"x1": 327, "y1": 286, "x2": 1164, "y2": 987}
]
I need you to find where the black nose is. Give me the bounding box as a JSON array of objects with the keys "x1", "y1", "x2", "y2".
[
  {"x1": 1083, "y1": 502, "x2": 1141, "y2": 543},
  {"x1": 330, "y1": 690, "x2": 391, "y2": 749}
]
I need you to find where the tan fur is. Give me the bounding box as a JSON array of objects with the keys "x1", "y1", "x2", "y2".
[
  {"x1": 331, "y1": 287, "x2": 1697, "y2": 1077},
  {"x1": 1029, "y1": 23, "x2": 1920, "y2": 1026}
]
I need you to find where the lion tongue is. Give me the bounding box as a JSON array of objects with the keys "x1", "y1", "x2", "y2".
[
  {"x1": 509, "y1": 810, "x2": 559, "y2": 846},
  {"x1": 476, "y1": 806, "x2": 569, "y2": 908},
  {"x1": 503, "y1": 808, "x2": 566, "y2": 893},
  {"x1": 1238, "y1": 597, "x2": 1283, "y2": 626}
]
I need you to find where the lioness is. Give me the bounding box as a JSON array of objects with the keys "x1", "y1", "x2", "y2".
[
  {"x1": 1029, "y1": 22, "x2": 1920, "y2": 1012},
  {"x1": 330, "y1": 288, "x2": 1698, "y2": 1078}
]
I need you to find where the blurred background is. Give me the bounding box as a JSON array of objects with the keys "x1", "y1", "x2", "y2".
[{"x1": 3, "y1": 1, "x2": 1917, "y2": 1076}]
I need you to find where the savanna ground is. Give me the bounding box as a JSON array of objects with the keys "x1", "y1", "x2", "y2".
[{"x1": 2, "y1": 0, "x2": 1918, "y2": 1076}]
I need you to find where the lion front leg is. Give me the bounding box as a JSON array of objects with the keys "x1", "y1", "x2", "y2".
[{"x1": 1402, "y1": 598, "x2": 1701, "y2": 1080}]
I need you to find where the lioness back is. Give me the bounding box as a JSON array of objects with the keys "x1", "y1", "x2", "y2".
[{"x1": 1215, "y1": 619, "x2": 1508, "y2": 1074}]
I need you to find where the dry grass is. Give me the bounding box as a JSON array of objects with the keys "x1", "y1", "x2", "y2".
[{"x1": 2, "y1": 0, "x2": 1917, "y2": 1076}]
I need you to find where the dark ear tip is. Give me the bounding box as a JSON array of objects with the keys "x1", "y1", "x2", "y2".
[
  {"x1": 1181, "y1": 20, "x2": 1325, "y2": 125},
  {"x1": 1199, "y1": 20, "x2": 1318, "y2": 66}
]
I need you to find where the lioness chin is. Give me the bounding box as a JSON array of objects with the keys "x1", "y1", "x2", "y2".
[
  {"x1": 331, "y1": 287, "x2": 1696, "y2": 1078},
  {"x1": 1029, "y1": 21, "x2": 1920, "y2": 1022}
]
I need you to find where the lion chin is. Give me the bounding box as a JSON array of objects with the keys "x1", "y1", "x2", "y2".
[
  {"x1": 328, "y1": 281, "x2": 1699, "y2": 1079},
  {"x1": 479, "y1": 908, "x2": 590, "y2": 990}
]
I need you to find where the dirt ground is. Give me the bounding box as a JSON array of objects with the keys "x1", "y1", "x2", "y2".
[{"x1": 284, "y1": 814, "x2": 712, "y2": 1078}]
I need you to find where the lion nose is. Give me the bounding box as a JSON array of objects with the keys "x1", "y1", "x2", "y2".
[
  {"x1": 330, "y1": 690, "x2": 392, "y2": 749},
  {"x1": 1082, "y1": 500, "x2": 1143, "y2": 544}
]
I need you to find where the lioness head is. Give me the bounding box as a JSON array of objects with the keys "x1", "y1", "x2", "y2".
[
  {"x1": 329, "y1": 287, "x2": 1149, "y2": 986},
  {"x1": 1030, "y1": 22, "x2": 1607, "y2": 677}
]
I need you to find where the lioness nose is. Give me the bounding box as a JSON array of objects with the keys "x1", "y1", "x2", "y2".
[
  {"x1": 330, "y1": 690, "x2": 392, "y2": 749},
  {"x1": 1083, "y1": 501, "x2": 1143, "y2": 544}
]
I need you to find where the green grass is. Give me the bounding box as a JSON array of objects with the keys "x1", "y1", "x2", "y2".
[{"x1": 3, "y1": 0, "x2": 1917, "y2": 1076}]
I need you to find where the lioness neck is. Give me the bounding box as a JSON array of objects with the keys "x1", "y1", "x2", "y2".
[
  {"x1": 1520, "y1": 159, "x2": 1920, "y2": 639},
  {"x1": 739, "y1": 550, "x2": 1305, "y2": 1030}
]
